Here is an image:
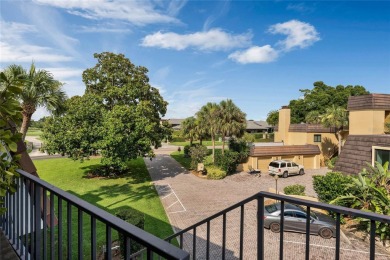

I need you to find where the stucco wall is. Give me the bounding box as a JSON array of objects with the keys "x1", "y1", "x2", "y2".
[{"x1": 349, "y1": 110, "x2": 386, "y2": 135}]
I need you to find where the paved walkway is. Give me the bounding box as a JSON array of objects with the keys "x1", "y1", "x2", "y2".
[{"x1": 145, "y1": 148, "x2": 390, "y2": 260}]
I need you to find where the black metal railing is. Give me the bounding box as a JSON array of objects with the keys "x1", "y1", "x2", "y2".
[
  {"x1": 165, "y1": 191, "x2": 390, "y2": 260},
  {"x1": 0, "y1": 169, "x2": 189, "y2": 260}
]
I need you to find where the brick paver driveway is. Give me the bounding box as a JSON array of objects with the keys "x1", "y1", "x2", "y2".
[{"x1": 144, "y1": 154, "x2": 390, "y2": 260}]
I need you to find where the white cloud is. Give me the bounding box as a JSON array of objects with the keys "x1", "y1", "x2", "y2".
[
  {"x1": 78, "y1": 25, "x2": 132, "y2": 33},
  {"x1": 0, "y1": 42, "x2": 73, "y2": 63},
  {"x1": 141, "y1": 28, "x2": 252, "y2": 51},
  {"x1": 34, "y1": 0, "x2": 183, "y2": 26},
  {"x1": 44, "y1": 67, "x2": 84, "y2": 81},
  {"x1": 269, "y1": 20, "x2": 320, "y2": 51},
  {"x1": 0, "y1": 21, "x2": 73, "y2": 63},
  {"x1": 228, "y1": 45, "x2": 279, "y2": 64},
  {"x1": 286, "y1": 3, "x2": 315, "y2": 13}
]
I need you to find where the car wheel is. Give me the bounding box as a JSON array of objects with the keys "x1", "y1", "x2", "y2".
[
  {"x1": 319, "y1": 227, "x2": 333, "y2": 239},
  {"x1": 283, "y1": 171, "x2": 288, "y2": 178},
  {"x1": 299, "y1": 169, "x2": 304, "y2": 175},
  {"x1": 270, "y1": 223, "x2": 280, "y2": 233}
]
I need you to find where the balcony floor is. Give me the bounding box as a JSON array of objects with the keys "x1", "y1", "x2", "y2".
[{"x1": 0, "y1": 230, "x2": 19, "y2": 260}]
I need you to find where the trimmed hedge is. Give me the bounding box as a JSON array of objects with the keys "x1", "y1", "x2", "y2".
[
  {"x1": 116, "y1": 208, "x2": 145, "y2": 257},
  {"x1": 284, "y1": 184, "x2": 306, "y2": 196}
]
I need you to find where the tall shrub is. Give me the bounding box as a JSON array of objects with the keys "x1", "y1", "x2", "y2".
[
  {"x1": 189, "y1": 145, "x2": 208, "y2": 169},
  {"x1": 312, "y1": 172, "x2": 355, "y2": 204},
  {"x1": 215, "y1": 150, "x2": 239, "y2": 175}
]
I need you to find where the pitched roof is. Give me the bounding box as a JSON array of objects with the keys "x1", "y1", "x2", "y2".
[
  {"x1": 250, "y1": 144, "x2": 320, "y2": 157},
  {"x1": 167, "y1": 119, "x2": 184, "y2": 125},
  {"x1": 347, "y1": 94, "x2": 390, "y2": 111},
  {"x1": 334, "y1": 135, "x2": 390, "y2": 175},
  {"x1": 289, "y1": 124, "x2": 340, "y2": 133},
  {"x1": 246, "y1": 120, "x2": 270, "y2": 130}
]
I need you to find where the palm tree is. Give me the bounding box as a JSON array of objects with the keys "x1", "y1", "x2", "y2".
[
  {"x1": 196, "y1": 102, "x2": 220, "y2": 163},
  {"x1": 321, "y1": 105, "x2": 348, "y2": 155},
  {"x1": 181, "y1": 117, "x2": 197, "y2": 146},
  {"x1": 219, "y1": 99, "x2": 246, "y2": 154},
  {"x1": 4, "y1": 63, "x2": 67, "y2": 140},
  {"x1": 305, "y1": 110, "x2": 322, "y2": 124}
]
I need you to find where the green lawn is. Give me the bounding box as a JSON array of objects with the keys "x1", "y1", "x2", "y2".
[
  {"x1": 34, "y1": 157, "x2": 173, "y2": 258},
  {"x1": 171, "y1": 150, "x2": 226, "y2": 179},
  {"x1": 171, "y1": 151, "x2": 191, "y2": 170},
  {"x1": 170, "y1": 140, "x2": 223, "y2": 146},
  {"x1": 26, "y1": 127, "x2": 43, "y2": 137}
]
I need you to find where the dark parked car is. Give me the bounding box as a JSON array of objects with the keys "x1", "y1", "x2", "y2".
[{"x1": 263, "y1": 202, "x2": 336, "y2": 239}]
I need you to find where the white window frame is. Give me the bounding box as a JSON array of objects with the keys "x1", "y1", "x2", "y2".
[{"x1": 372, "y1": 146, "x2": 390, "y2": 166}]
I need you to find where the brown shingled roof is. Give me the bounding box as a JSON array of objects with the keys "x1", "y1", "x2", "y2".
[
  {"x1": 334, "y1": 135, "x2": 390, "y2": 175},
  {"x1": 347, "y1": 94, "x2": 390, "y2": 111},
  {"x1": 250, "y1": 144, "x2": 320, "y2": 157},
  {"x1": 289, "y1": 124, "x2": 339, "y2": 133}
]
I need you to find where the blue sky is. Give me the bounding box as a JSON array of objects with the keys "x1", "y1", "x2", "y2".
[{"x1": 1, "y1": 1, "x2": 389, "y2": 120}]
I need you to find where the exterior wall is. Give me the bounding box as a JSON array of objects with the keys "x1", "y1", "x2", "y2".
[
  {"x1": 275, "y1": 108, "x2": 290, "y2": 143},
  {"x1": 349, "y1": 110, "x2": 386, "y2": 135},
  {"x1": 240, "y1": 154, "x2": 320, "y2": 173}
]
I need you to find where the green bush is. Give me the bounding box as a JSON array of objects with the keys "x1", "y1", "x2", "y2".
[
  {"x1": 207, "y1": 165, "x2": 227, "y2": 179},
  {"x1": 183, "y1": 145, "x2": 191, "y2": 157},
  {"x1": 215, "y1": 150, "x2": 239, "y2": 175},
  {"x1": 228, "y1": 138, "x2": 250, "y2": 163},
  {"x1": 189, "y1": 145, "x2": 208, "y2": 169},
  {"x1": 116, "y1": 208, "x2": 145, "y2": 257},
  {"x1": 284, "y1": 184, "x2": 306, "y2": 196},
  {"x1": 312, "y1": 172, "x2": 355, "y2": 204},
  {"x1": 325, "y1": 156, "x2": 338, "y2": 169}
]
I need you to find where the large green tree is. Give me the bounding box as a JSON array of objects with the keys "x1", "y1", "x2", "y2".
[
  {"x1": 3, "y1": 63, "x2": 66, "y2": 140},
  {"x1": 219, "y1": 99, "x2": 246, "y2": 154},
  {"x1": 266, "y1": 110, "x2": 279, "y2": 126},
  {"x1": 0, "y1": 70, "x2": 23, "y2": 213},
  {"x1": 196, "y1": 102, "x2": 220, "y2": 163},
  {"x1": 43, "y1": 52, "x2": 168, "y2": 174},
  {"x1": 267, "y1": 81, "x2": 369, "y2": 125}
]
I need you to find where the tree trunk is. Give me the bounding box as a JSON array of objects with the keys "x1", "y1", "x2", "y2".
[
  {"x1": 20, "y1": 112, "x2": 33, "y2": 141},
  {"x1": 190, "y1": 138, "x2": 193, "y2": 146},
  {"x1": 200, "y1": 137, "x2": 203, "y2": 145},
  {"x1": 212, "y1": 135, "x2": 215, "y2": 164},
  {"x1": 337, "y1": 131, "x2": 342, "y2": 155},
  {"x1": 222, "y1": 135, "x2": 225, "y2": 155}
]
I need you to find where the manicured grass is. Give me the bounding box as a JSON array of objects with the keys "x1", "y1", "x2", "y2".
[
  {"x1": 171, "y1": 151, "x2": 191, "y2": 170},
  {"x1": 26, "y1": 127, "x2": 43, "y2": 137},
  {"x1": 171, "y1": 150, "x2": 226, "y2": 179},
  {"x1": 34, "y1": 157, "x2": 173, "y2": 258},
  {"x1": 170, "y1": 140, "x2": 223, "y2": 146}
]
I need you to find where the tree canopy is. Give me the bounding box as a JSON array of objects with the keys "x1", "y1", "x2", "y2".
[
  {"x1": 2, "y1": 63, "x2": 66, "y2": 140},
  {"x1": 0, "y1": 70, "x2": 23, "y2": 213},
  {"x1": 43, "y1": 52, "x2": 168, "y2": 174},
  {"x1": 266, "y1": 81, "x2": 369, "y2": 124}
]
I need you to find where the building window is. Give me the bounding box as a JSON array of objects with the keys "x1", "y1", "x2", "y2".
[
  {"x1": 314, "y1": 134, "x2": 321, "y2": 142},
  {"x1": 372, "y1": 146, "x2": 390, "y2": 170}
]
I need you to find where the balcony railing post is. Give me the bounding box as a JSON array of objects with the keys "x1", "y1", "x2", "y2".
[
  {"x1": 34, "y1": 183, "x2": 42, "y2": 260},
  {"x1": 370, "y1": 220, "x2": 376, "y2": 260},
  {"x1": 279, "y1": 201, "x2": 284, "y2": 260},
  {"x1": 335, "y1": 213, "x2": 341, "y2": 260},
  {"x1": 305, "y1": 207, "x2": 311, "y2": 260},
  {"x1": 257, "y1": 193, "x2": 264, "y2": 260}
]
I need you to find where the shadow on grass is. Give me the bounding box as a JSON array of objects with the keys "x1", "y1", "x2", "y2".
[{"x1": 80, "y1": 161, "x2": 152, "y2": 184}]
